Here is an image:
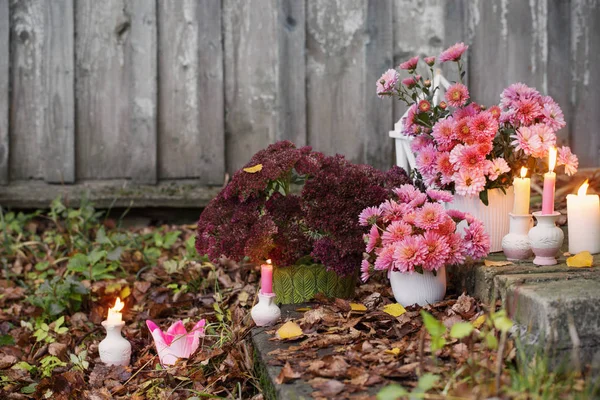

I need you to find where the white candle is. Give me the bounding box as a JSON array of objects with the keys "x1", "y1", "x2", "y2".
[
  {"x1": 106, "y1": 298, "x2": 124, "y2": 325},
  {"x1": 542, "y1": 147, "x2": 557, "y2": 215},
  {"x1": 567, "y1": 180, "x2": 600, "y2": 254},
  {"x1": 512, "y1": 167, "x2": 530, "y2": 215}
]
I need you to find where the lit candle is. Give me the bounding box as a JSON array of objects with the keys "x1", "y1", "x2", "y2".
[
  {"x1": 512, "y1": 167, "x2": 531, "y2": 215},
  {"x1": 260, "y1": 259, "x2": 273, "y2": 295},
  {"x1": 567, "y1": 180, "x2": 600, "y2": 254},
  {"x1": 541, "y1": 147, "x2": 557, "y2": 215},
  {"x1": 106, "y1": 297, "x2": 124, "y2": 325}
]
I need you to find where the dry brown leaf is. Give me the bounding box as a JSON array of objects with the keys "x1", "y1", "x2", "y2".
[
  {"x1": 309, "y1": 378, "x2": 345, "y2": 397},
  {"x1": 275, "y1": 362, "x2": 301, "y2": 384},
  {"x1": 484, "y1": 259, "x2": 514, "y2": 267}
]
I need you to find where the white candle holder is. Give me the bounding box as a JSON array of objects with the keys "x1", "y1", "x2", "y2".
[
  {"x1": 528, "y1": 211, "x2": 564, "y2": 266},
  {"x1": 502, "y1": 213, "x2": 533, "y2": 261},
  {"x1": 251, "y1": 292, "x2": 281, "y2": 327},
  {"x1": 99, "y1": 321, "x2": 132, "y2": 366}
]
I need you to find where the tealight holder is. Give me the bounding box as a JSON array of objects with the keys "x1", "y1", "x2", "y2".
[
  {"x1": 502, "y1": 213, "x2": 533, "y2": 261},
  {"x1": 99, "y1": 321, "x2": 132, "y2": 366},
  {"x1": 528, "y1": 211, "x2": 564, "y2": 266},
  {"x1": 251, "y1": 292, "x2": 281, "y2": 327}
]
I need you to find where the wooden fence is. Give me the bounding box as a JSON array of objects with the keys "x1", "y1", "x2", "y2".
[{"x1": 0, "y1": 0, "x2": 598, "y2": 208}]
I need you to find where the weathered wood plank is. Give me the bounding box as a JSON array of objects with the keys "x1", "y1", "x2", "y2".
[
  {"x1": 306, "y1": 0, "x2": 367, "y2": 164},
  {"x1": 157, "y1": 0, "x2": 224, "y2": 184},
  {"x1": 76, "y1": 0, "x2": 156, "y2": 182},
  {"x1": 0, "y1": 0, "x2": 8, "y2": 184},
  {"x1": 223, "y1": 0, "x2": 279, "y2": 173},
  {"x1": 570, "y1": 0, "x2": 600, "y2": 168},
  {"x1": 365, "y1": 0, "x2": 393, "y2": 170},
  {"x1": 277, "y1": 0, "x2": 306, "y2": 147}
]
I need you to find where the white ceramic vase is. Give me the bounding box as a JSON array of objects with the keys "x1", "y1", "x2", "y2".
[
  {"x1": 448, "y1": 186, "x2": 514, "y2": 253},
  {"x1": 502, "y1": 213, "x2": 533, "y2": 261},
  {"x1": 251, "y1": 293, "x2": 281, "y2": 327},
  {"x1": 389, "y1": 267, "x2": 446, "y2": 307},
  {"x1": 99, "y1": 321, "x2": 132, "y2": 366},
  {"x1": 528, "y1": 211, "x2": 564, "y2": 266}
]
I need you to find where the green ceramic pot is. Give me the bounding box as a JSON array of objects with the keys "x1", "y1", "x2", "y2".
[{"x1": 272, "y1": 263, "x2": 357, "y2": 304}]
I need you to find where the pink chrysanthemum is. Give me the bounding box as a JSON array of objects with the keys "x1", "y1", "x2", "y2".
[
  {"x1": 487, "y1": 158, "x2": 511, "y2": 181},
  {"x1": 446, "y1": 233, "x2": 466, "y2": 265},
  {"x1": 421, "y1": 231, "x2": 451, "y2": 271},
  {"x1": 453, "y1": 169, "x2": 486, "y2": 197},
  {"x1": 469, "y1": 111, "x2": 498, "y2": 141},
  {"x1": 426, "y1": 189, "x2": 454, "y2": 203},
  {"x1": 410, "y1": 135, "x2": 434, "y2": 153},
  {"x1": 418, "y1": 99, "x2": 431, "y2": 113},
  {"x1": 424, "y1": 56, "x2": 436, "y2": 66},
  {"x1": 463, "y1": 221, "x2": 490, "y2": 259},
  {"x1": 432, "y1": 118, "x2": 455, "y2": 147},
  {"x1": 399, "y1": 56, "x2": 419, "y2": 70},
  {"x1": 435, "y1": 215, "x2": 457, "y2": 236},
  {"x1": 393, "y1": 235, "x2": 427, "y2": 273},
  {"x1": 488, "y1": 105, "x2": 501, "y2": 120},
  {"x1": 436, "y1": 152, "x2": 455, "y2": 185},
  {"x1": 529, "y1": 124, "x2": 556, "y2": 158},
  {"x1": 414, "y1": 202, "x2": 446, "y2": 230},
  {"x1": 359, "y1": 206, "x2": 381, "y2": 226},
  {"x1": 541, "y1": 101, "x2": 566, "y2": 132},
  {"x1": 402, "y1": 104, "x2": 419, "y2": 136},
  {"x1": 439, "y1": 42, "x2": 468, "y2": 62},
  {"x1": 455, "y1": 144, "x2": 486, "y2": 171},
  {"x1": 515, "y1": 98, "x2": 543, "y2": 126},
  {"x1": 415, "y1": 144, "x2": 439, "y2": 175},
  {"x1": 511, "y1": 126, "x2": 541, "y2": 156},
  {"x1": 374, "y1": 244, "x2": 396, "y2": 271},
  {"x1": 402, "y1": 210, "x2": 417, "y2": 226},
  {"x1": 453, "y1": 118, "x2": 472, "y2": 143},
  {"x1": 376, "y1": 69, "x2": 399, "y2": 98},
  {"x1": 445, "y1": 83, "x2": 470, "y2": 108},
  {"x1": 393, "y1": 184, "x2": 421, "y2": 204},
  {"x1": 500, "y1": 83, "x2": 541, "y2": 109},
  {"x1": 453, "y1": 103, "x2": 479, "y2": 120},
  {"x1": 402, "y1": 76, "x2": 418, "y2": 89},
  {"x1": 557, "y1": 146, "x2": 579, "y2": 176},
  {"x1": 381, "y1": 221, "x2": 412, "y2": 245},
  {"x1": 446, "y1": 209, "x2": 467, "y2": 222},
  {"x1": 379, "y1": 199, "x2": 408, "y2": 223},
  {"x1": 365, "y1": 224, "x2": 381, "y2": 253},
  {"x1": 360, "y1": 259, "x2": 371, "y2": 282}
]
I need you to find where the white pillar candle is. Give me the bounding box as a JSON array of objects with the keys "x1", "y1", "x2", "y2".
[
  {"x1": 512, "y1": 167, "x2": 530, "y2": 215},
  {"x1": 567, "y1": 180, "x2": 600, "y2": 254}
]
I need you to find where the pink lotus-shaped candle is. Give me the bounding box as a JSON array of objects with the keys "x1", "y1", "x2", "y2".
[{"x1": 146, "y1": 319, "x2": 206, "y2": 366}]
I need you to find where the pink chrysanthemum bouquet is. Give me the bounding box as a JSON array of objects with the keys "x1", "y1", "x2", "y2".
[
  {"x1": 359, "y1": 185, "x2": 490, "y2": 281},
  {"x1": 376, "y1": 42, "x2": 578, "y2": 205}
]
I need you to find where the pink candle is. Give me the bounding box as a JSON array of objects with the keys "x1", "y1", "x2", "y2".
[
  {"x1": 541, "y1": 147, "x2": 557, "y2": 215},
  {"x1": 260, "y1": 259, "x2": 273, "y2": 294}
]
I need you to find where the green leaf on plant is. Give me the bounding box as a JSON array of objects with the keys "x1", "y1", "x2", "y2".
[
  {"x1": 450, "y1": 322, "x2": 474, "y2": 339},
  {"x1": 0, "y1": 334, "x2": 14, "y2": 346},
  {"x1": 493, "y1": 315, "x2": 514, "y2": 332},
  {"x1": 377, "y1": 384, "x2": 409, "y2": 400},
  {"x1": 479, "y1": 189, "x2": 489, "y2": 206},
  {"x1": 417, "y1": 373, "x2": 440, "y2": 392},
  {"x1": 66, "y1": 254, "x2": 88, "y2": 273},
  {"x1": 485, "y1": 332, "x2": 498, "y2": 349},
  {"x1": 20, "y1": 383, "x2": 37, "y2": 394},
  {"x1": 421, "y1": 311, "x2": 445, "y2": 337}
]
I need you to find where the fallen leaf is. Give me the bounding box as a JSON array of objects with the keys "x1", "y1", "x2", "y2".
[
  {"x1": 484, "y1": 259, "x2": 513, "y2": 267},
  {"x1": 295, "y1": 307, "x2": 312, "y2": 312},
  {"x1": 275, "y1": 362, "x2": 300, "y2": 384},
  {"x1": 276, "y1": 321, "x2": 303, "y2": 340},
  {"x1": 243, "y1": 164, "x2": 263, "y2": 173},
  {"x1": 309, "y1": 378, "x2": 345, "y2": 397},
  {"x1": 472, "y1": 314, "x2": 486, "y2": 329},
  {"x1": 567, "y1": 251, "x2": 594, "y2": 268},
  {"x1": 384, "y1": 348, "x2": 400, "y2": 356},
  {"x1": 120, "y1": 286, "x2": 131, "y2": 299},
  {"x1": 48, "y1": 342, "x2": 68, "y2": 360},
  {"x1": 350, "y1": 303, "x2": 367, "y2": 312},
  {"x1": 383, "y1": 303, "x2": 406, "y2": 318}
]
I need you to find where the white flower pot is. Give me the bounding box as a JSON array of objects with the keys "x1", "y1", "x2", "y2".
[
  {"x1": 251, "y1": 293, "x2": 281, "y2": 327},
  {"x1": 448, "y1": 186, "x2": 514, "y2": 253},
  {"x1": 389, "y1": 267, "x2": 446, "y2": 307}
]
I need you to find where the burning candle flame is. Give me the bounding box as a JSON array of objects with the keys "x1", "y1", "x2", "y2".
[
  {"x1": 520, "y1": 167, "x2": 528, "y2": 178},
  {"x1": 266, "y1": 259, "x2": 272, "y2": 265},
  {"x1": 548, "y1": 147, "x2": 557, "y2": 172},
  {"x1": 578, "y1": 180, "x2": 589, "y2": 196},
  {"x1": 110, "y1": 297, "x2": 124, "y2": 313}
]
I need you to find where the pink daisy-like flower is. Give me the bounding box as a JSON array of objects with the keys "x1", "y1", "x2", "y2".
[
  {"x1": 393, "y1": 235, "x2": 427, "y2": 273},
  {"x1": 402, "y1": 76, "x2": 418, "y2": 89},
  {"x1": 557, "y1": 146, "x2": 579, "y2": 176},
  {"x1": 463, "y1": 221, "x2": 491, "y2": 259},
  {"x1": 446, "y1": 233, "x2": 466, "y2": 265},
  {"x1": 374, "y1": 244, "x2": 396, "y2": 271},
  {"x1": 453, "y1": 103, "x2": 479, "y2": 120},
  {"x1": 415, "y1": 202, "x2": 446, "y2": 230},
  {"x1": 421, "y1": 231, "x2": 451, "y2": 271},
  {"x1": 393, "y1": 184, "x2": 421, "y2": 204},
  {"x1": 528, "y1": 123, "x2": 556, "y2": 158},
  {"x1": 436, "y1": 152, "x2": 455, "y2": 185},
  {"x1": 454, "y1": 169, "x2": 486, "y2": 197},
  {"x1": 469, "y1": 111, "x2": 498, "y2": 141},
  {"x1": 381, "y1": 221, "x2": 413, "y2": 245},
  {"x1": 401, "y1": 104, "x2": 419, "y2": 136},
  {"x1": 402, "y1": 210, "x2": 417, "y2": 226},
  {"x1": 379, "y1": 199, "x2": 409, "y2": 223},
  {"x1": 410, "y1": 135, "x2": 434, "y2": 153},
  {"x1": 439, "y1": 42, "x2": 468, "y2": 62},
  {"x1": 426, "y1": 189, "x2": 454, "y2": 203},
  {"x1": 399, "y1": 56, "x2": 419, "y2": 70},
  {"x1": 365, "y1": 224, "x2": 381, "y2": 253},
  {"x1": 445, "y1": 83, "x2": 470, "y2": 108},
  {"x1": 541, "y1": 101, "x2": 566, "y2": 131},
  {"x1": 418, "y1": 99, "x2": 431, "y2": 113},
  {"x1": 487, "y1": 158, "x2": 511, "y2": 181},
  {"x1": 359, "y1": 206, "x2": 381, "y2": 226},
  {"x1": 500, "y1": 83, "x2": 541, "y2": 109},
  {"x1": 453, "y1": 118, "x2": 473, "y2": 143},
  {"x1": 455, "y1": 144, "x2": 486, "y2": 171},
  {"x1": 515, "y1": 98, "x2": 543, "y2": 126},
  {"x1": 415, "y1": 144, "x2": 439, "y2": 175},
  {"x1": 432, "y1": 118, "x2": 455, "y2": 147},
  {"x1": 424, "y1": 56, "x2": 436, "y2": 66},
  {"x1": 511, "y1": 126, "x2": 542, "y2": 156},
  {"x1": 464, "y1": 212, "x2": 477, "y2": 224},
  {"x1": 435, "y1": 215, "x2": 457, "y2": 236},
  {"x1": 446, "y1": 209, "x2": 467, "y2": 221},
  {"x1": 376, "y1": 69, "x2": 399, "y2": 98},
  {"x1": 360, "y1": 259, "x2": 371, "y2": 282},
  {"x1": 488, "y1": 105, "x2": 501, "y2": 120}
]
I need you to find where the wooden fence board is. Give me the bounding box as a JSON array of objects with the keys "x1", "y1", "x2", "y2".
[
  {"x1": 0, "y1": 0, "x2": 8, "y2": 184},
  {"x1": 570, "y1": 0, "x2": 600, "y2": 168},
  {"x1": 158, "y1": 0, "x2": 224, "y2": 184},
  {"x1": 223, "y1": 0, "x2": 279, "y2": 173},
  {"x1": 306, "y1": 0, "x2": 367, "y2": 164}
]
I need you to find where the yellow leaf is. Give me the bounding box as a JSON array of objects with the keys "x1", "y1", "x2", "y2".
[
  {"x1": 243, "y1": 164, "x2": 263, "y2": 173},
  {"x1": 383, "y1": 303, "x2": 406, "y2": 318},
  {"x1": 472, "y1": 314, "x2": 486, "y2": 329},
  {"x1": 567, "y1": 251, "x2": 594, "y2": 268},
  {"x1": 484, "y1": 259, "x2": 513, "y2": 267},
  {"x1": 276, "y1": 321, "x2": 303, "y2": 340},
  {"x1": 385, "y1": 348, "x2": 401, "y2": 355},
  {"x1": 120, "y1": 286, "x2": 131, "y2": 299},
  {"x1": 350, "y1": 303, "x2": 367, "y2": 312}
]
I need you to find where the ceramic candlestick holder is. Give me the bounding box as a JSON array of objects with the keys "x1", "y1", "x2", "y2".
[
  {"x1": 528, "y1": 211, "x2": 564, "y2": 266},
  {"x1": 251, "y1": 292, "x2": 281, "y2": 327},
  {"x1": 502, "y1": 213, "x2": 533, "y2": 261},
  {"x1": 99, "y1": 321, "x2": 132, "y2": 366}
]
